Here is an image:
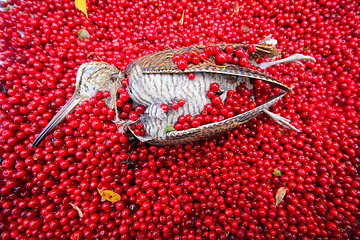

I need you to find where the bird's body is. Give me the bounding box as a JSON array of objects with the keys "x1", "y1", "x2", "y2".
[
  {"x1": 31, "y1": 39, "x2": 315, "y2": 148},
  {"x1": 128, "y1": 65, "x2": 252, "y2": 140}
]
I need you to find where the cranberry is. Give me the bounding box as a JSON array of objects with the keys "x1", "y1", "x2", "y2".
[
  {"x1": 215, "y1": 52, "x2": 227, "y2": 65},
  {"x1": 177, "y1": 59, "x2": 188, "y2": 70}
]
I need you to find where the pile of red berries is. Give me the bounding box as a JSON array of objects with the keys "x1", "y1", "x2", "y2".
[
  {"x1": 1, "y1": 0, "x2": 360, "y2": 240},
  {"x1": 173, "y1": 45, "x2": 251, "y2": 71},
  {"x1": 173, "y1": 82, "x2": 258, "y2": 131}
]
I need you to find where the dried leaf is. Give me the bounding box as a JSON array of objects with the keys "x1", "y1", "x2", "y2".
[
  {"x1": 241, "y1": 24, "x2": 250, "y2": 33},
  {"x1": 97, "y1": 188, "x2": 121, "y2": 202},
  {"x1": 275, "y1": 187, "x2": 287, "y2": 206},
  {"x1": 272, "y1": 168, "x2": 282, "y2": 177},
  {"x1": 232, "y1": 1, "x2": 239, "y2": 14},
  {"x1": 179, "y1": 10, "x2": 185, "y2": 25},
  {"x1": 75, "y1": 0, "x2": 88, "y2": 18},
  {"x1": 86, "y1": 52, "x2": 95, "y2": 58},
  {"x1": 69, "y1": 203, "x2": 83, "y2": 217},
  {"x1": 164, "y1": 126, "x2": 176, "y2": 133},
  {"x1": 78, "y1": 29, "x2": 90, "y2": 41}
]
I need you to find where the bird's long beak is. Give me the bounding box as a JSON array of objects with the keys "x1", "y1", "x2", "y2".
[{"x1": 31, "y1": 94, "x2": 82, "y2": 148}]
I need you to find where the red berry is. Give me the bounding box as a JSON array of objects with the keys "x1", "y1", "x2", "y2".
[
  {"x1": 199, "y1": 52, "x2": 208, "y2": 61},
  {"x1": 191, "y1": 119, "x2": 200, "y2": 128},
  {"x1": 212, "y1": 46, "x2": 221, "y2": 54},
  {"x1": 160, "y1": 104, "x2": 169, "y2": 112},
  {"x1": 188, "y1": 72, "x2": 195, "y2": 80},
  {"x1": 174, "y1": 123, "x2": 182, "y2": 131},
  {"x1": 178, "y1": 99, "x2": 186, "y2": 106},
  {"x1": 204, "y1": 46, "x2": 214, "y2": 56},
  {"x1": 226, "y1": 53, "x2": 233, "y2": 62},
  {"x1": 134, "y1": 105, "x2": 145, "y2": 115},
  {"x1": 128, "y1": 111, "x2": 138, "y2": 121},
  {"x1": 177, "y1": 59, "x2": 188, "y2": 70},
  {"x1": 207, "y1": 90, "x2": 215, "y2": 98},
  {"x1": 210, "y1": 82, "x2": 220, "y2": 91},
  {"x1": 239, "y1": 57, "x2": 248, "y2": 66},
  {"x1": 171, "y1": 102, "x2": 179, "y2": 110},
  {"x1": 119, "y1": 92, "x2": 129, "y2": 102},
  {"x1": 182, "y1": 52, "x2": 192, "y2": 63},
  {"x1": 212, "y1": 95, "x2": 222, "y2": 106},
  {"x1": 172, "y1": 54, "x2": 181, "y2": 63},
  {"x1": 215, "y1": 52, "x2": 227, "y2": 65},
  {"x1": 247, "y1": 44, "x2": 256, "y2": 53},
  {"x1": 225, "y1": 45, "x2": 234, "y2": 53},
  {"x1": 235, "y1": 48, "x2": 245, "y2": 58},
  {"x1": 191, "y1": 55, "x2": 200, "y2": 64}
]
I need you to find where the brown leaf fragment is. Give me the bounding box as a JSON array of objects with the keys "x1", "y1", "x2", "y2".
[
  {"x1": 233, "y1": 1, "x2": 239, "y2": 15},
  {"x1": 69, "y1": 203, "x2": 83, "y2": 217},
  {"x1": 179, "y1": 10, "x2": 185, "y2": 25},
  {"x1": 86, "y1": 52, "x2": 95, "y2": 58},
  {"x1": 97, "y1": 188, "x2": 121, "y2": 202},
  {"x1": 275, "y1": 187, "x2": 287, "y2": 206},
  {"x1": 75, "y1": 0, "x2": 88, "y2": 18},
  {"x1": 241, "y1": 24, "x2": 250, "y2": 33},
  {"x1": 78, "y1": 29, "x2": 90, "y2": 41}
]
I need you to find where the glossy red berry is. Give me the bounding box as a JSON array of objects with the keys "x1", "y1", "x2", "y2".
[
  {"x1": 215, "y1": 52, "x2": 227, "y2": 65},
  {"x1": 160, "y1": 104, "x2": 170, "y2": 113},
  {"x1": 188, "y1": 72, "x2": 195, "y2": 80},
  {"x1": 247, "y1": 44, "x2": 256, "y2": 53},
  {"x1": 177, "y1": 59, "x2": 188, "y2": 70},
  {"x1": 172, "y1": 54, "x2": 181, "y2": 63},
  {"x1": 171, "y1": 102, "x2": 180, "y2": 110},
  {"x1": 210, "y1": 82, "x2": 220, "y2": 92},
  {"x1": 178, "y1": 99, "x2": 186, "y2": 106}
]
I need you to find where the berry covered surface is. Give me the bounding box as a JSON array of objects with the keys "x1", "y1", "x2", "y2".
[{"x1": 0, "y1": 0, "x2": 360, "y2": 239}]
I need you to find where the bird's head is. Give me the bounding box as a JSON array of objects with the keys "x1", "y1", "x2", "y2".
[{"x1": 31, "y1": 61, "x2": 119, "y2": 148}]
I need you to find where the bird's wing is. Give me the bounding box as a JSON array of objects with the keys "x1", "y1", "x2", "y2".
[
  {"x1": 124, "y1": 45, "x2": 290, "y2": 92},
  {"x1": 146, "y1": 92, "x2": 287, "y2": 146}
]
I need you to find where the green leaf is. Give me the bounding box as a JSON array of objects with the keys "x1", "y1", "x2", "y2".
[
  {"x1": 78, "y1": 29, "x2": 90, "y2": 41},
  {"x1": 305, "y1": 46, "x2": 309, "y2": 50},
  {"x1": 164, "y1": 126, "x2": 176, "y2": 133},
  {"x1": 272, "y1": 168, "x2": 282, "y2": 177}
]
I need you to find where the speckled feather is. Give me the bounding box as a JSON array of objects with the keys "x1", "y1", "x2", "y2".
[
  {"x1": 146, "y1": 92, "x2": 287, "y2": 146},
  {"x1": 125, "y1": 45, "x2": 290, "y2": 92}
]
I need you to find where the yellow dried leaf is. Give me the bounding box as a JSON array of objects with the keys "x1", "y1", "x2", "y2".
[
  {"x1": 75, "y1": 0, "x2": 88, "y2": 18},
  {"x1": 69, "y1": 203, "x2": 83, "y2": 217},
  {"x1": 275, "y1": 187, "x2": 287, "y2": 206},
  {"x1": 97, "y1": 189, "x2": 121, "y2": 202}
]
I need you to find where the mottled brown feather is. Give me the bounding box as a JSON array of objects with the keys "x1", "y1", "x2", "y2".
[{"x1": 146, "y1": 92, "x2": 287, "y2": 146}]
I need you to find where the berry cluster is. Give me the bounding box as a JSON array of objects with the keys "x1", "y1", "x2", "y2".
[
  {"x1": 173, "y1": 82, "x2": 257, "y2": 131},
  {"x1": 161, "y1": 99, "x2": 186, "y2": 113},
  {"x1": 173, "y1": 45, "x2": 251, "y2": 71}
]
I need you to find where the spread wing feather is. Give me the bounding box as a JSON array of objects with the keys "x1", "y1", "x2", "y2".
[{"x1": 125, "y1": 45, "x2": 290, "y2": 92}]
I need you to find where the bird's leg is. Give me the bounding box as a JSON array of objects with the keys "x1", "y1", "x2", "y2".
[
  {"x1": 263, "y1": 109, "x2": 300, "y2": 132},
  {"x1": 250, "y1": 54, "x2": 316, "y2": 69}
]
